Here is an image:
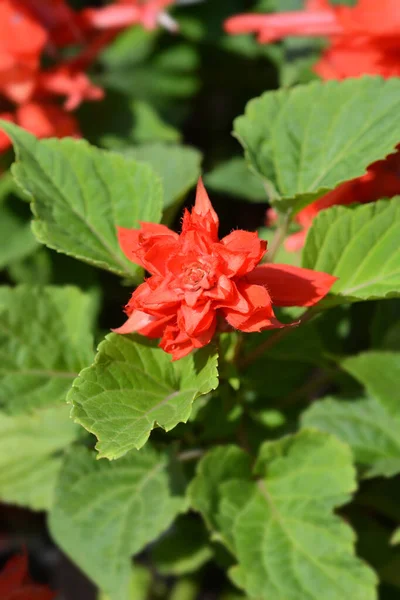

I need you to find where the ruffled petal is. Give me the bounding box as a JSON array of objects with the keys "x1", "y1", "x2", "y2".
[
  {"x1": 117, "y1": 223, "x2": 179, "y2": 275},
  {"x1": 160, "y1": 325, "x2": 196, "y2": 360},
  {"x1": 219, "y1": 230, "x2": 266, "y2": 277},
  {"x1": 246, "y1": 263, "x2": 337, "y2": 307},
  {"x1": 223, "y1": 281, "x2": 284, "y2": 332},
  {"x1": 179, "y1": 301, "x2": 215, "y2": 336}
]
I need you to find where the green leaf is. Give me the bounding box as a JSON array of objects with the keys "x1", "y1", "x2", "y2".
[
  {"x1": 190, "y1": 433, "x2": 377, "y2": 600},
  {"x1": 49, "y1": 445, "x2": 185, "y2": 600},
  {"x1": 302, "y1": 396, "x2": 400, "y2": 478},
  {"x1": 1, "y1": 122, "x2": 163, "y2": 277},
  {"x1": 234, "y1": 77, "x2": 400, "y2": 213},
  {"x1": 205, "y1": 158, "x2": 266, "y2": 202},
  {"x1": 0, "y1": 405, "x2": 78, "y2": 510},
  {"x1": 302, "y1": 199, "x2": 400, "y2": 304},
  {"x1": 341, "y1": 352, "x2": 400, "y2": 416},
  {"x1": 123, "y1": 143, "x2": 202, "y2": 218},
  {"x1": 69, "y1": 334, "x2": 219, "y2": 458},
  {"x1": 0, "y1": 285, "x2": 96, "y2": 414},
  {"x1": 152, "y1": 515, "x2": 213, "y2": 575},
  {"x1": 0, "y1": 201, "x2": 38, "y2": 269}
]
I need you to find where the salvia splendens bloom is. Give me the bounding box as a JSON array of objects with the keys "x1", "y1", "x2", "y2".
[
  {"x1": 268, "y1": 146, "x2": 400, "y2": 252},
  {"x1": 224, "y1": 0, "x2": 400, "y2": 80},
  {"x1": 0, "y1": 0, "x2": 105, "y2": 153},
  {"x1": 81, "y1": 0, "x2": 183, "y2": 34},
  {"x1": 115, "y1": 179, "x2": 337, "y2": 360}
]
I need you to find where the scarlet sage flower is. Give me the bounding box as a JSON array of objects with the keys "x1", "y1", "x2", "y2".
[
  {"x1": 115, "y1": 179, "x2": 336, "y2": 360},
  {"x1": 0, "y1": 0, "x2": 47, "y2": 104},
  {"x1": 224, "y1": 0, "x2": 400, "y2": 79},
  {"x1": 268, "y1": 146, "x2": 400, "y2": 252},
  {"x1": 81, "y1": 0, "x2": 179, "y2": 34},
  {"x1": 0, "y1": 549, "x2": 55, "y2": 600}
]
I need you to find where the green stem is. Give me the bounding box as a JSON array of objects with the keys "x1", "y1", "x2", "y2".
[{"x1": 266, "y1": 210, "x2": 292, "y2": 262}]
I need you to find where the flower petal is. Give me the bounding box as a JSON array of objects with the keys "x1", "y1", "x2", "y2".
[
  {"x1": 117, "y1": 223, "x2": 179, "y2": 275},
  {"x1": 191, "y1": 178, "x2": 219, "y2": 240},
  {"x1": 247, "y1": 263, "x2": 337, "y2": 307},
  {"x1": 112, "y1": 310, "x2": 157, "y2": 334},
  {"x1": 223, "y1": 282, "x2": 284, "y2": 332},
  {"x1": 219, "y1": 230, "x2": 266, "y2": 277}
]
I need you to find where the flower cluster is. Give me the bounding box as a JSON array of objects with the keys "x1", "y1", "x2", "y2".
[
  {"x1": 115, "y1": 179, "x2": 336, "y2": 360},
  {"x1": 0, "y1": 0, "x2": 190, "y2": 154},
  {"x1": 225, "y1": 0, "x2": 400, "y2": 80},
  {"x1": 0, "y1": 0, "x2": 106, "y2": 152},
  {"x1": 0, "y1": 549, "x2": 55, "y2": 600}
]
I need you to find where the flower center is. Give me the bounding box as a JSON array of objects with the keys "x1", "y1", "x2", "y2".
[{"x1": 181, "y1": 261, "x2": 215, "y2": 291}]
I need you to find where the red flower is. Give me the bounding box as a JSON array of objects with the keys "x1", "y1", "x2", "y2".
[
  {"x1": 0, "y1": 0, "x2": 47, "y2": 104},
  {"x1": 224, "y1": 0, "x2": 400, "y2": 80},
  {"x1": 0, "y1": 549, "x2": 55, "y2": 600},
  {"x1": 268, "y1": 146, "x2": 400, "y2": 252},
  {"x1": 37, "y1": 65, "x2": 104, "y2": 111},
  {"x1": 115, "y1": 179, "x2": 337, "y2": 360},
  {"x1": 0, "y1": 102, "x2": 81, "y2": 152},
  {"x1": 81, "y1": 0, "x2": 179, "y2": 34}
]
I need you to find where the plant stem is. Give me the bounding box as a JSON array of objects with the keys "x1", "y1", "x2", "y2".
[
  {"x1": 266, "y1": 210, "x2": 292, "y2": 263},
  {"x1": 177, "y1": 449, "x2": 204, "y2": 462},
  {"x1": 238, "y1": 306, "x2": 319, "y2": 370}
]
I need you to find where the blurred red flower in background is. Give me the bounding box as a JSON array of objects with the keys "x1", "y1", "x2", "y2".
[{"x1": 0, "y1": 549, "x2": 55, "y2": 600}]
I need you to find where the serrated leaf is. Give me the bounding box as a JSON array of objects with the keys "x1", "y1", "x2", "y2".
[
  {"x1": 0, "y1": 285, "x2": 96, "y2": 414},
  {"x1": 69, "y1": 334, "x2": 219, "y2": 458},
  {"x1": 341, "y1": 352, "x2": 400, "y2": 416},
  {"x1": 191, "y1": 433, "x2": 377, "y2": 600},
  {"x1": 49, "y1": 445, "x2": 185, "y2": 600},
  {"x1": 234, "y1": 77, "x2": 400, "y2": 213},
  {"x1": 0, "y1": 122, "x2": 163, "y2": 277},
  {"x1": 302, "y1": 396, "x2": 400, "y2": 478},
  {"x1": 302, "y1": 199, "x2": 400, "y2": 304},
  {"x1": 0, "y1": 405, "x2": 78, "y2": 510},
  {"x1": 205, "y1": 158, "x2": 266, "y2": 202},
  {"x1": 123, "y1": 143, "x2": 202, "y2": 218}
]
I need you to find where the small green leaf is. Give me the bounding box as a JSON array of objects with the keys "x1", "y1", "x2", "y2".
[
  {"x1": 0, "y1": 122, "x2": 163, "y2": 277},
  {"x1": 0, "y1": 405, "x2": 78, "y2": 510},
  {"x1": 205, "y1": 158, "x2": 266, "y2": 202},
  {"x1": 49, "y1": 445, "x2": 185, "y2": 600},
  {"x1": 234, "y1": 77, "x2": 400, "y2": 213},
  {"x1": 303, "y1": 199, "x2": 400, "y2": 304},
  {"x1": 69, "y1": 334, "x2": 219, "y2": 458},
  {"x1": 341, "y1": 352, "x2": 400, "y2": 416},
  {"x1": 123, "y1": 143, "x2": 202, "y2": 217},
  {"x1": 0, "y1": 285, "x2": 96, "y2": 414},
  {"x1": 302, "y1": 396, "x2": 400, "y2": 478}
]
